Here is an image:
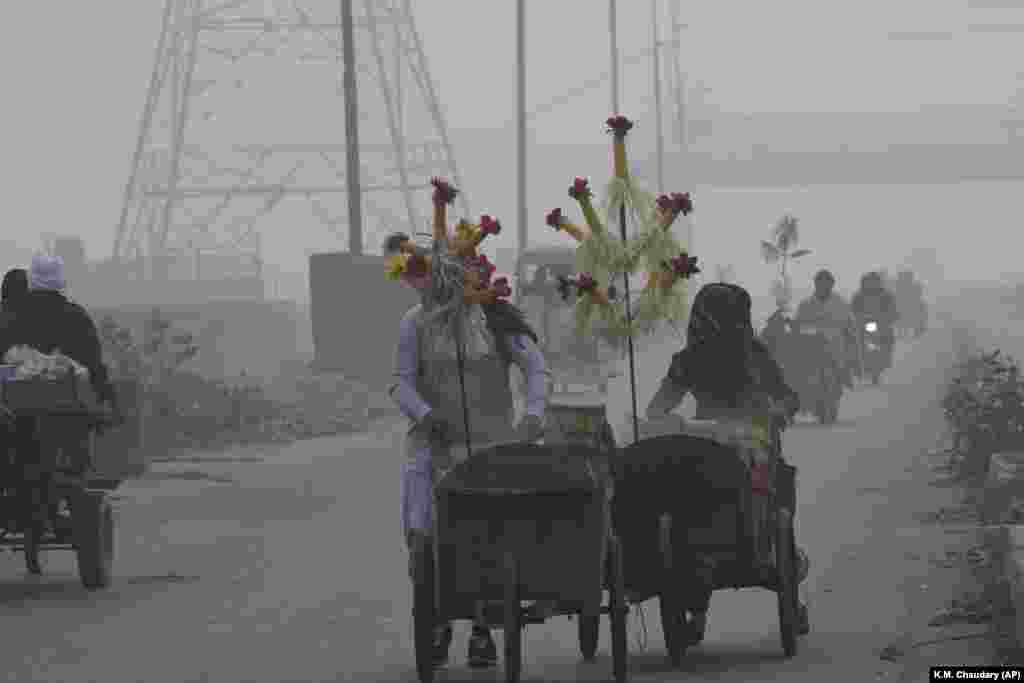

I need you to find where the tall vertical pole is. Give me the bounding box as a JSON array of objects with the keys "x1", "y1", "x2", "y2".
[
  {"x1": 516, "y1": 0, "x2": 527, "y2": 257},
  {"x1": 609, "y1": 0, "x2": 619, "y2": 114},
  {"x1": 340, "y1": 0, "x2": 364, "y2": 255},
  {"x1": 652, "y1": 0, "x2": 664, "y2": 193}
]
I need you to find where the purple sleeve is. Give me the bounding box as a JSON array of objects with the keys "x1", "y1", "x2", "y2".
[
  {"x1": 389, "y1": 312, "x2": 432, "y2": 423},
  {"x1": 507, "y1": 334, "x2": 547, "y2": 418}
]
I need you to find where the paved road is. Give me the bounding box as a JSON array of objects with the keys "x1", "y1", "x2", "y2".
[{"x1": 0, "y1": 326, "x2": 961, "y2": 682}]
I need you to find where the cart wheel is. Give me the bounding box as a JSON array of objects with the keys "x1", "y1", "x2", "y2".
[
  {"x1": 578, "y1": 613, "x2": 599, "y2": 661},
  {"x1": 504, "y1": 551, "x2": 522, "y2": 683},
  {"x1": 607, "y1": 534, "x2": 629, "y2": 683},
  {"x1": 74, "y1": 490, "x2": 113, "y2": 590},
  {"x1": 24, "y1": 526, "x2": 42, "y2": 575},
  {"x1": 410, "y1": 532, "x2": 436, "y2": 683},
  {"x1": 658, "y1": 515, "x2": 685, "y2": 667},
  {"x1": 775, "y1": 508, "x2": 799, "y2": 658}
]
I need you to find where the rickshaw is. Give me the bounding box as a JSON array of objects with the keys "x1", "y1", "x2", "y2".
[
  {"x1": 0, "y1": 367, "x2": 118, "y2": 588},
  {"x1": 515, "y1": 246, "x2": 621, "y2": 394},
  {"x1": 610, "y1": 418, "x2": 803, "y2": 667},
  {"x1": 410, "y1": 436, "x2": 629, "y2": 683}
]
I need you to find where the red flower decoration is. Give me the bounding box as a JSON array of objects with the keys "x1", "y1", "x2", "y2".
[
  {"x1": 546, "y1": 208, "x2": 565, "y2": 229},
  {"x1": 668, "y1": 252, "x2": 700, "y2": 279},
  {"x1": 568, "y1": 177, "x2": 592, "y2": 201},
  {"x1": 479, "y1": 214, "x2": 501, "y2": 236},
  {"x1": 605, "y1": 115, "x2": 634, "y2": 137},
  {"x1": 657, "y1": 192, "x2": 694, "y2": 216},
  {"x1": 430, "y1": 177, "x2": 458, "y2": 206},
  {"x1": 492, "y1": 276, "x2": 512, "y2": 299},
  {"x1": 671, "y1": 192, "x2": 693, "y2": 216},
  {"x1": 576, "y1": 273, "x2": 597, "y2": 293}
]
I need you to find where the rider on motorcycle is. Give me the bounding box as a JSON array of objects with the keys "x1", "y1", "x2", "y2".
[
  {"x1": 646, "y1": 283, "x2": 809, "y2": 646},
  {"x1": 794, "y1": 269, "x2": 857, "y2": 388},
  {"x1": 851, "y1": 271, "x2": 897, "y2": 368},
  {"x1": 386, "y1": 228, "x2": 547, "y2": 670}
]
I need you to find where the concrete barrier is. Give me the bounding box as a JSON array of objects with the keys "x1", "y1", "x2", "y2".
[{"x1": 984, "y1": 452, "x2": 1024, "y2": 654}]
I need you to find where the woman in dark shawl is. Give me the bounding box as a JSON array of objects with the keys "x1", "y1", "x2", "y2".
[{"x1": 643, "y1": 282, "x2": 808, "y2": 645}]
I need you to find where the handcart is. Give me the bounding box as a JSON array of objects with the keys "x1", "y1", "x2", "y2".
[
  {"x1": 410, "y1": 441, "x2": 629, "y2": 683},
  {"x1": 611, "y1": 420, "x2": 803, "y2": 667},
  {"x1": 543, "y1": 389, "x2": 619, "y2": 661},
  {"x1": 0, "y1": 368, "x2": 117, "y2": 588}
]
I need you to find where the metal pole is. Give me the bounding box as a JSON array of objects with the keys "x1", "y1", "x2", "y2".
[
  {"x1": 340, "y1": 0, "x2": 363, "y2": 254},
  {"x1": 652, "y1": 0, "x2": 664, "y2": 192},
  {"x1": 516, "y1": 0, "x2": 527, "y2": 257},
  {"x1": 620, "y1": 201, "x2": 639, "y2": 445},
  {"x1": 609, "y1": 0, "x2": 620, "y2": 113}
]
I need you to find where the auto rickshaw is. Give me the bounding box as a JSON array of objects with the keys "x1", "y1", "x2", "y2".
[{"x1": 515, "y1": 246, "x2": 620, "y2": 394}]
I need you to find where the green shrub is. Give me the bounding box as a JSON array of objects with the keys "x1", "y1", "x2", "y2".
[{"x1": 942, "y1": 349, "x2": 1024, "y2": 475}]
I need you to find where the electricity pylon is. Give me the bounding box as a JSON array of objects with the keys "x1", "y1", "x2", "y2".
[{"x1": 113, "y1": 0, "x2": 467, "y2": 283}]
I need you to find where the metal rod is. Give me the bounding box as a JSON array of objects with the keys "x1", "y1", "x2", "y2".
[
  {"x1": 652, "y1": 0, "x2": 664, "y2": 192},
  {"x1": 363, "y1": 0, "x2": 417, "y2": 237},
  {"x1": 620, "y1": 201, "x2": 640, "y2": 446},
  {"x1": 609, "y1": 0, "x2": 619, "y2": 113},
  {"x1": 114, "y1": 0, "x2": 175, "y2": 262},
  {"x1": 517, "y1": 0, "x2": 527, "y2": 257},
  {"x1": 403, "y1": 0, "x2": 470, "y2": 218},
  {"x1": 340, "y1": 0, "x2": 363, "y2": 255}
]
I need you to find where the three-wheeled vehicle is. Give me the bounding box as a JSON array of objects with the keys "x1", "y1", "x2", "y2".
[
  {"x1": 0, "y1": 367, "x2": 118, "y2": 588},
  {"x1": 764, "y1": 315, "x2": 842, "y2": 425},
  {"x1": 410, "y1": 435, "x2": 629, "y2": 683},
  {"x1": 612, "y1": 417, "x2": 804, "y2": 666},
  {"x1": 515, "y1": 246, "x2": 621, "y2": 395}
]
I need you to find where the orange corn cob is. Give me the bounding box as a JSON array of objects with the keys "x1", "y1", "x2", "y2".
[{"x1": 613, "y1": 140, "x2": 628, "y2": 179}]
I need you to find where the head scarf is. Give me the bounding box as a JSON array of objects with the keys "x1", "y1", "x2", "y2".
[
  {"x1": 30, "y1": 254, "x2": 66, "y2": 291},
  {"x1": 1, "y1": 268, "x2": 29, "y2": 309},
  {"x1": 669, "y1": 282, "x2": 757, "y2": 401}
]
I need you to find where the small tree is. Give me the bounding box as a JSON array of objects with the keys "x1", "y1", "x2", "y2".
[{"x1": 761, "y1": 214, "x2": 811, "y2": 309}]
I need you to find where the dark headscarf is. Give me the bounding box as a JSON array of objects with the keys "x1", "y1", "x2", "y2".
[
  {"x1": 484, "y1": 301, "x2": 539, "y2": 354},
  {"x1": 668, "y1": 283, "x2": 758, "y2": 402},
  {"x1": 1, "y1": 269, "x2": 28, "y2": 311}
]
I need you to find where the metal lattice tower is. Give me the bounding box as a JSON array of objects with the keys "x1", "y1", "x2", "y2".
[{"x1": 114, "y1": 0, "x2": 467, "y2": 283}]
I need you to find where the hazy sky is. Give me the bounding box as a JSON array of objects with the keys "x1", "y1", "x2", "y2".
[{"x1": 0, "y1": 1, "x2": 1021, "y2": 298}]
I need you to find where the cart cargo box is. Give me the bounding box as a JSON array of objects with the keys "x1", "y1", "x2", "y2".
[{"x1": 434, "y1": 443, "x2": 607, "y2": 617}]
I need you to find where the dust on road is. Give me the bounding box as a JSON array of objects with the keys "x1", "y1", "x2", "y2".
[{"x1": 0, "y1": 324, "x2": 993, "y2": 682}]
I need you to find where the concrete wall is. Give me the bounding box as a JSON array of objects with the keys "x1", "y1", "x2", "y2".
[{"x1": 309, "y1": 251, "x2": 418, "y2": 384}]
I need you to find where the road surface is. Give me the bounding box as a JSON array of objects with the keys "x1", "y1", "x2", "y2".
[{"x1": 0, "y1": 323, "x2": 983, "y2": 681}]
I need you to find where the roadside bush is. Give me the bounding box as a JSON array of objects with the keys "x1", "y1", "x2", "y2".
[
  {"x1": 98, "y1": 311, "x2": 374, "y2": 455},
  {"x1": 942, "y1": 349, "x2": 1024, "y2": 477}
]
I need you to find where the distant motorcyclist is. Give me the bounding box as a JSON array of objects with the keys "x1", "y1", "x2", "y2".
[
  {"x1": 893, "y1": 270, "x2": 926, "y2": 337},
  {"x1": 851, "y1": 272, "x2": 897, "y2": 366},
  {"x1": 794, "y1": 269, "x2": 856, "y2": 388}
]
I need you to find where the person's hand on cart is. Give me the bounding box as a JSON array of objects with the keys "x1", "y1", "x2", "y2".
[
  {"x1": 515, "y1": 414, "x2": 545, "y2": 443},
  {"x1": 415, "y1": 412, "x2": 449, "y2": 443}
]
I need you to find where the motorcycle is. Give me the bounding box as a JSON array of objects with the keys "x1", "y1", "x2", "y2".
[
  {"x1": 762, "y1": 314, "x2": 842, "y2": 425},
  {"x1": 858, "y1": 319, "x2": 890, "y2": 386}
]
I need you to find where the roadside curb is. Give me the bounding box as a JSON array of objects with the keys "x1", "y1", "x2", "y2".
[{"x1": 981, "y1": 449, "x2": 1024, "y2": 662}]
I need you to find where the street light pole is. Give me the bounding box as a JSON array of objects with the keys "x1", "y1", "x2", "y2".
[
  {"x1": 516, "y1": 0, "x2": 527, "y2": 257},
  {"x1": 652, "y1": 0, "x2": 664, "y2": 192},
  {"x1": 340, "y1": 0, "x2": 363, "y2": 255},
  {"x1": 609, "y1": 0, "x2": 620, "y2": 113}
]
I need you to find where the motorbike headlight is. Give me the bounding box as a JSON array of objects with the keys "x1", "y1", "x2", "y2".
[{"x1": 865, "y1": 322, "x2": 878, "y2": 333}]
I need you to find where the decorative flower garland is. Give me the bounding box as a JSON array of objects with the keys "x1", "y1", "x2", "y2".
[
  {"x1": 546, "y1": 114, "x2": 699, "y2": 338},
  {"x1": 383, "y1": 178, "x2": 512, "y2": 307}
]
